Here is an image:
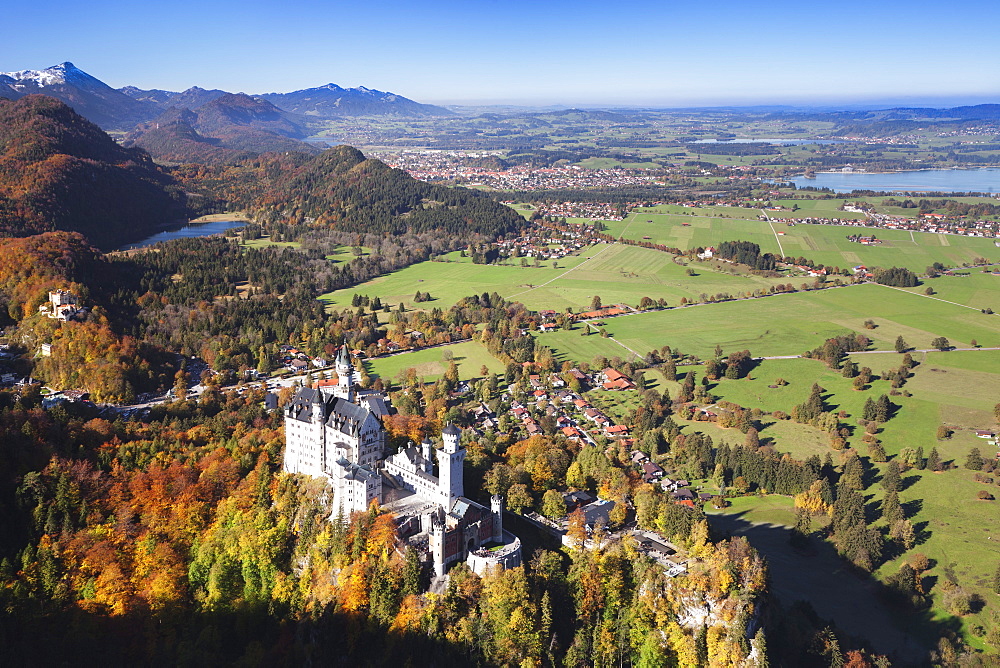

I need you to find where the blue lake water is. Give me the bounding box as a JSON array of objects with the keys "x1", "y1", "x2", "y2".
[
  {"x1": 790, "y1": 168, "x2": 1000, "y2": 194},
  {"x1": 118, "y1": 219, "x2": 247, "y2": 250},
  {"x1": 691, "y1": 138, "x2": 846, "y2": 145}
]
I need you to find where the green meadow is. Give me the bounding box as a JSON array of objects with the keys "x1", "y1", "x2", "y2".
[
  {"x1": 892, "y1": 270, "x2": 1000, "y2": 312},
  {"x1": 682, "y1": 353, "x2": 1000, "y2": 650},
  {"x1": 364, "y1": 340, "x2": 504, "y2": 384},
  {"x1": 597, "y1": 204, "x2": 1000, "y2": 271},
  {"x1": 319, "y1": 243, "x2": 792, "y2": 313},
  {"x1": 539, "y1": 283, "x2": 1000, "y2": 362}
]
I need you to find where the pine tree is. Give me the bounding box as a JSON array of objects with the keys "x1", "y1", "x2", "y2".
[
  {"x1": 882, "y1": 460, "x2": 901, "y2": 493},
  {"x1": 841, "y1": 454, "x2": 865, "y2": 491},
  {"x1": 927, "y1": 447, "x2": 943, "y2": 472},
  {"x1": 894, "y1": 335, "x2": 908, "y2": 353},
  {"x1": 874, "y1": 394, "x2": 891, "y2": 423},
  {"x1": 965, "y1": 448, "x2": 984, "y2": 471},
  {"x1": 882, "y1": 489, "x2": 903, "y2": 525}
]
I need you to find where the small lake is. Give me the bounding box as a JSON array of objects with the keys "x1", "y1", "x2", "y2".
[
  {"x1": 789, "y1": 168, "x2": 1000, "y2": 194},
  {"x1": 691, "y1": 138, "x2": 846, "y2": 145},
  {"x1": 118, "y1": 219, "x2": 247, "y2": 250}
]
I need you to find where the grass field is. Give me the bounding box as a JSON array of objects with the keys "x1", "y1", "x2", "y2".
[
  {"x1": 241, "y1": 236, "x2": 301, "y2": 250},
  {"x1": 892, "y1": 271, "x2": 1000, "y2": 313},
  {"x1": 319, "y1": 243, "x2": 793, "y2": 313},
  {"x1": 538, "y1": 283, "x2": 1000, "y2": 362},
  {"x1": 599, "y1": 204, "x2": 1000, "y2": 271},
  {"x1": 364, "y1": 340, "x2": 503, "y2": 384},
  {"x1": 688, "y1": 352, "x2": 1000, "y2": 652}
]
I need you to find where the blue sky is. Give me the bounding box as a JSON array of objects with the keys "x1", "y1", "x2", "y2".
[{"x1": 5, "y1": 0, "x2": 999, "y2": 106}]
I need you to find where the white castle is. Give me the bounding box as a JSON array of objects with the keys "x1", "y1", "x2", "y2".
[{"x1": 283, "y1": 346, "x2": 521, "y2": 576}]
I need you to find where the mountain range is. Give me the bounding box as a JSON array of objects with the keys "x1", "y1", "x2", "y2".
[
  {"x1": 123, "y1": 93, "x2": 320, "y2": 163},
  {"x1": 0, "y1": 93, "x2": 521, "y2": 250},
  {"x1": 0, "y1": 62, "x2": 452, "y2": 131}
]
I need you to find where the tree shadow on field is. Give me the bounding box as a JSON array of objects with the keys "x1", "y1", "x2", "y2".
[
  {"x1": 901, "y1": 497, "x2": 923, "y2": 517},
  {"x1": 709, "y1": 511, "x2": 955, "y2": 665}
]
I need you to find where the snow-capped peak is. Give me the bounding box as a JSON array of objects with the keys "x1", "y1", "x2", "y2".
[{"x1": 0, "y1": 62, "x2": 82, "y2": 88}]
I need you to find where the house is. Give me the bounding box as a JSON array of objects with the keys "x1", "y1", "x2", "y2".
[
  {"x1": 630, "y1": 450, "x2": 649, "y2": 465},
  {"x1": 561, "y1": 426, "x2": 584, "y2": 441},
  {"x1": 605, "y1": 424, "x2": 630, "y2": 438},
  {"x1": 641, "y1": 461, "x2": 665, "y2": 480},
  {"x1": 671, "y1": 489, "x2": 695, "y2": 502},
  {"x1": 603, "y1": 377, "x2": 636, "y2": 391},
  {"x1": 563, "y1": 490, "x2": 595, "y2": 511}
]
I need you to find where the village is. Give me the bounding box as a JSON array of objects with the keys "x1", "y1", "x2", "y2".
[{"x1": 374, "y1": 149, "x2": 665, "y2": 191}]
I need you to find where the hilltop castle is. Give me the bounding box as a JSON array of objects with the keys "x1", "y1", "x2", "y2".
[{"x1": 283, "y1": 346, "x2": 520, "y2": 576}]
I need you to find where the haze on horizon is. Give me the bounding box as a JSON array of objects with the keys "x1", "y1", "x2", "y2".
[{"x1": 5, "y1": 0, "x2": 999, "y2": 108}]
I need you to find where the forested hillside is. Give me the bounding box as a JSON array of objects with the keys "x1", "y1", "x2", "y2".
[
  {"x1": 173, "y1": 145, "x2": 526, "y2": 238},
  {"x1": 0, "y1": 96, "x2": 194, "y2": 248},
  {"x1": 0, "y1": 388, "x2": 779, "y2": 666},
  {"x1": 0, "y1": 233, "x2": 172, "y2": 402}
]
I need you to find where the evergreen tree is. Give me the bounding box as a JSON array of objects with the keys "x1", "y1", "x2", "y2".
[
  {"x1": 882, "y1": 461, "x2": 901, "y2": 493},
  {"x1": 881, "y1": 489, "x2": 903, "y2": 525},
  {"x1": 862, "y1": 397, "x2": 877, "y2": 421},
  {"x1": 927, "y1": 447, "x2": 943, "y2": 472},
  {"x1": 874, "y1": 394, "x2": 891, "y2": 423},
  {"x1": 894, "y1": 335, "x2": 908, "y2": 353},
  {"x1": 965, "y1": 448, "x2": 984, "y2": 471}
]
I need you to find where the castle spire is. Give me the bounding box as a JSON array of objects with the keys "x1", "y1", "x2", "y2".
[{"x1": 334, "y1": 344, "x2": 355, "y2": 401}]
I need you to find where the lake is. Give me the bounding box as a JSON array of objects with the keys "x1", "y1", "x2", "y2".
[
  {"x1": 118, "y1": 219, "x2": 247, "y2": 250},
  {"x1": 790, "y1": 168, "x2": 1000, "y2": 194},
  {"x1": 691, "y1": 138, "x2": 846, "y2": 145}
]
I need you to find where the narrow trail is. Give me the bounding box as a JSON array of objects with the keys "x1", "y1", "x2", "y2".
[
  {"x1": 874, "y1": 282, "x2": 988, "y2": 312},
  {"x1": 586, "y1": 322, "x2": 645, "y2": 360},
  {"x1": 761, "y1": 209, "x2": 786, "y2": 257},
  {"x1": 507, "y1": 243, "x2": 616, "y2": 298}
]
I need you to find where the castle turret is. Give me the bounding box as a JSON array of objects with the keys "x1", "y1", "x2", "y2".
[
  {"x1": 442, "y1": 422, "x2": 461, "y2": 453},
  {"x1": 333, "y1": 345, "x2": 354, "y2": 401},
  {"x1": 428, "y1": 509, "x2": 447, "y2": 577},
  {"x1": 491, "y1": 495, "x2": 504, "y2": 543},
  {"x1": 437, "y1": 423, "x2": 465, "y2": 505},
  {"x1": 421, "y1": 437, "x2": 434, "y2": 474},
  {"x1": 311, "y1": 387, "x2": 326, "y2": 423}
]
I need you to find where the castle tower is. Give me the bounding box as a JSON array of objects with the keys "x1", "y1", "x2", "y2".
[
  {"x1": 491, "y1": 495, "x2": 504, "y2": 543},
  {"x1": 429, "y1": 510, "x2": 447, "y2": 577},
  {"x1": 311, "y1": 389, "x2": 327, "y2": 472},
  {"x1": 333, "y1": 345, "x2": 354, "y2": 401},
  {"x1": 437, "y1": 423, "x2": 465, "y2": 505}
]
